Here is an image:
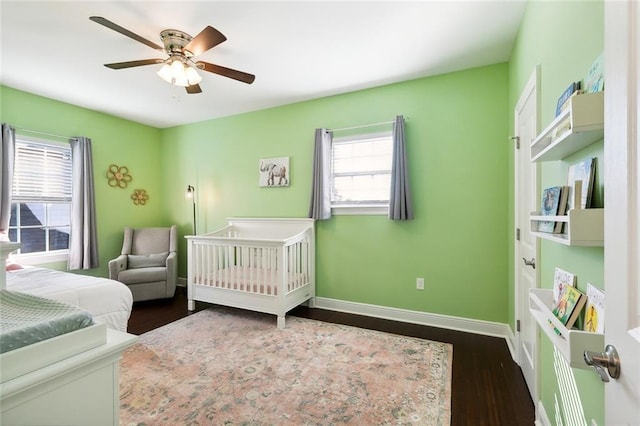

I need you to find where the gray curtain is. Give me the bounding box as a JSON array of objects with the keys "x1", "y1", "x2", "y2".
[
  {"x1": 1, "y1": 124, "x2": 15, "y2": 240},
  {"x1": 389, "y1": 115, "x2": 414, "y2": 220},
  {"x1": 308, "y1": 128, "x2": 333, "y2": 220},
  {"x1": 68, "y1": 136, "x2": 99, "y2": 270}
]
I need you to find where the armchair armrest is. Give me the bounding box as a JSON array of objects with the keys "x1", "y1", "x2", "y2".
[
  {"x1": 165, "y1": 251, "x2": 177, "y2": 295},
  {"x1": 108, "y1": 254, "x2": 128, "y2": 280}
]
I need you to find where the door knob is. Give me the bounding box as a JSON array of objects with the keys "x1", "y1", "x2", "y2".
[
  {"x1": 522, "y1": 257, "x2": 536, "y2": 269},
  {"x1": 584, "y1": 345, "x2": 621, "y2": 382}
]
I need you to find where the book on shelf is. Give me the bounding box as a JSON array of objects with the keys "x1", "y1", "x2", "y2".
[
  {"x1": 584, "y1": 283, "x2": 605, "y2": 333},
  {"x1": 551, "y1": 285, "x2": 587, "y2": 331},
  {"x1": 555, "y1": 81, "x2": 582, "y2": 117},
  {"x1": 584, "y1": 52, "x2": 604, "y2": 93},
  {"x1": 537, "y1": 185, "x2": 568, "y2": 233},
  {"x1": 553, "y1": 267, "x2": 576, "y2": 304},
  {"x1": 567, "y1": 157, "x2": 596, "y2": 210},
  {"x1": 554, "y1": 186, "x2": 570, "y2": 233}
]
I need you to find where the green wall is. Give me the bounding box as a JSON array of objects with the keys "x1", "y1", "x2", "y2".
[
  {"x1": 161, "y1": 63, "x2": 510, "y2": 322},
  {"x1": 0, "y1": 85, "x2": 166, "y2": 277},
  {"x1": 2, "y1": 63, "x2": 510, "y2": 324},
  {"x1": 509, "y1": 1, "x2": 604, "y2": 425},
  {"x1": 0, "y1": 63, "x2": 509, "y2": 323}
]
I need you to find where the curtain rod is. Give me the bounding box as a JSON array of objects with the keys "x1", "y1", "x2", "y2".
[
  {"x1": 328, "y1": 117, "x2": 407, "y2": 133},
  {"x1": 14, "y1": 127, "x2": 72, "y2": 141}
]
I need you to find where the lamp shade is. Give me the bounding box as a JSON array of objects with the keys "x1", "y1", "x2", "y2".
[
  {"x1": 171, "y1": 60, "x2": 188, "y2": 87},
  {"x1": 185, "y1": 66, "x2": 202, "y2": 85},
  {"x1": 157, "y1": 63, "x2": 173, "y2": 84}
]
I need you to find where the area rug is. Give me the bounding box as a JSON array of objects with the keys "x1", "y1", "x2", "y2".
[{"x1": 120, "y1": 307, "x2": 453, "y2": 425}]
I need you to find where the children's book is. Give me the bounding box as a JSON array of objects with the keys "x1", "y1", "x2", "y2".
[
  {"x1": 552, "y1": 286, "x2": 587, "y2": 330},
  {"x1": 567, "y1": 158, "x2": 596, "y2": 210},
  {"x1": 538, "y1": 186, "x2": 562, "y2": 233},
  {"x1": 584, "y1": 52, "x2": 605, "y2": 93},
  {"x1": 553, "y1": 186, "x2": 570, "y2": 233},
  {"x1": 553, "y1": 267, "x2": 576, "y2": 304},
  {"x1": 584, "y1": 283, "x2": 605, "y2": 333},
  {"x1": 552, "y1": 285, "x2": 587, "y2": 330},
  {"x1": 555, "y1": 81, "x2": 582, "y2": 117}
]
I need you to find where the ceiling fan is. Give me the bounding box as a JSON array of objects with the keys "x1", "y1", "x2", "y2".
[{"x1": 90, "y1": 16, "x2": 255, "y2": 94}]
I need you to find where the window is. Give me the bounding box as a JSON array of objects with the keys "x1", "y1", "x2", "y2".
[
  {"x1": 9, "y1": 137, "x2": 72, "y2": 259},
  {"x1": 331, "y1": 131, "x2": 393, "y2": 214}
]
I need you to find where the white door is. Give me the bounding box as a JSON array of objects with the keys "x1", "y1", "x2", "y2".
[
  {"x1": 514, "y1": 67, "x2": 539, "y2": 403},
  {"x1": 603, "y1": 1, "x2": 640, "y2": 423}
]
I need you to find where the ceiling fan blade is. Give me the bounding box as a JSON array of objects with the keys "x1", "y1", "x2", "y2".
[
  {"x1": 184, "y1": 26, "x2": 227, "y2": 57},
  {"x1": 90, "y1": 16, "x2": 163, "y2": 51},
  {"x1": 186, "y1": 84, "x2": 203, "y2": 94},
  {"x1": 196, "y1": 61, "x2": 255, "y2": 84},
  {"x1": 104, "y1": 59, "x2": 165, "y2": 69}
]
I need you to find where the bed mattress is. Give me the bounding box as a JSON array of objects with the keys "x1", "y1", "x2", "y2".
[
  {"x1": 6, "y1": 267, "x2": 133, "y2": 332},
  {"x1": 0, "y1": 290, "x2": 94, "y2": 353}
]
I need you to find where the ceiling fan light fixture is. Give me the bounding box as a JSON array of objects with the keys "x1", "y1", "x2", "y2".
[
  {"x1": 157, "y1": 57, "x2": 199, "y2": 87},
  {"x1": 157, "y1": 63, "x2": 173, "y2": 84},
  {"x1": 185, "y1": 65, "x2": 202, "y2": 85}
]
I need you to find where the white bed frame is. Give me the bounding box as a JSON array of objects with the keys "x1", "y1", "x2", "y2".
[
  {"x1": 0, "y1": 242, "x2": 138, "y2": 425},
  {"x1": 0, "y1": 242, "x2": 20, "y2": 289},
  {"x1": 186, "y1": 218, "x2": 315, "y2": 328}
]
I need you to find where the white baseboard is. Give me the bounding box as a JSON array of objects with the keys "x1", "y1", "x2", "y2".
[
  {"x1": 313, "y1": 297, "x2": 511, "y2": 341},
  {"x1": 505, "y1": 326, "x2": 517, "y2": 361},
  {"x1": 536, "y1": 400, "x2": 551, "y2": 426},
  {"x1": 175, "y1": 287, "x2": 512, "y2": 346}
]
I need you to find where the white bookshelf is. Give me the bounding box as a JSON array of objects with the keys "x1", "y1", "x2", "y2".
[
  {"x1": 530, "y1": 91, "x2": 604, "y2": 162},
  {"x1": 529, "y1": 208, "x2": 604, "y2": 246},
  {"x1": 529, "y1": 288, "x2": 603, "y2": 369}
]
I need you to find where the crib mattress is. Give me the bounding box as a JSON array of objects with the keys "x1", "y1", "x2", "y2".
[{"x1": 0, "y1": 290, "x2": 94, "y2": 354}]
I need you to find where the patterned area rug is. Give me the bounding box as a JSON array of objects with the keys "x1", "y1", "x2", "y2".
[{"x1": 120, "y1": 307, "x2": 453, "y2": 425}]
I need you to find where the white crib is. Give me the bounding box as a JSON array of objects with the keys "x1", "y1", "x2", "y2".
[{"x1": 185, "y1": 218, "x2": 315, "y2": 329}]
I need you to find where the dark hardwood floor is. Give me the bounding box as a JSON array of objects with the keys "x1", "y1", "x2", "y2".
[{"x1": 128, "y1": 287, "x2": 535, "y2": 426}]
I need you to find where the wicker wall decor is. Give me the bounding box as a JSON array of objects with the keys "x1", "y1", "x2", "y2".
[
  {"x1": 131, "y1": 189, "x2": 149, "y2": 206},
  {"x1": 107, "y1": 164, "x2": 132, "y2": 188}
]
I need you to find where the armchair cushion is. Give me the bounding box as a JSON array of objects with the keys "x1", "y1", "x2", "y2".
[
  {"x1": 128, "y1": 252, "x2": 168, "y2": 269},
  {"x1": 119, "y1": 267, "x2": 167, "y2": 285}
]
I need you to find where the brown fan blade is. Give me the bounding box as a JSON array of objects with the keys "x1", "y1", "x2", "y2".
[
  {"x1": 90, "y1": 16, "x2": 163, "y2": 51},
  {"x1": 184, "y1": 26, "x2": 227, "y2": 57},
  {"x1": 104, "y1": 59, "x2": 165, "y2": 69},
  {"x1": 196, "y1": 61, "x2": 255, "y2": 84},
  {"x1": 186, "y1": 84, "x2": 203, "y2": 94}
]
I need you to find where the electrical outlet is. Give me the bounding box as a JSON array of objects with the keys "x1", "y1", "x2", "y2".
[{"x1": 416, "y1": 277, "x2": 424, "y2": 290}]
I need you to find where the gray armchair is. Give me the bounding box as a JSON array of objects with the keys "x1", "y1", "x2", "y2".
[{"x1": 108, "y1": 225, "x2": 177, "y2": 302}]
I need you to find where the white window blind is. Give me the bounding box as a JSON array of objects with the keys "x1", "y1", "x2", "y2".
[
  {"x1": 12, "y1": 140, "x2": 72, "y2": 202},
  {"x1": 331, "y1": 132, "x2": 393, "y2": 205}
]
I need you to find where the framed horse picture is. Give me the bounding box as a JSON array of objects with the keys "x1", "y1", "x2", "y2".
[{"x1": 259, "y1": 157, "x2": 290, "y2": 187}]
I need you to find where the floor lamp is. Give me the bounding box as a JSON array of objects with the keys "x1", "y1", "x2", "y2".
[{"x1": 185, "y1": 185, "x2": 196, "y2": 235}]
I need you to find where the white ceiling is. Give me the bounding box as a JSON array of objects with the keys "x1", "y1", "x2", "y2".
[{"x1": 0, "y1": 1, "x2": 527, "y2": 129}]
